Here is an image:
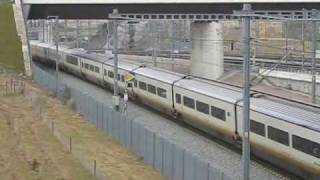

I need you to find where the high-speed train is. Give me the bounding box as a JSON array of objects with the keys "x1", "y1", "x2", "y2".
[{"x1": 30, "y1": 41, "x2": 320, "y2": 179}]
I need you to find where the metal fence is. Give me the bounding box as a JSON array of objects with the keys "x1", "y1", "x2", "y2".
[
  {"x1": 0, "y1": 79, "x2": 25, "y2": 96},
  {"x1": 32, "y1": 64, "x2": 232, "y2": 180}
]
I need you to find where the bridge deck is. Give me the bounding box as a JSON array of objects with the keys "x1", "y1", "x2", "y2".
[{"x1": 24, "y1": 0, "x2": 320, "y2": 19}]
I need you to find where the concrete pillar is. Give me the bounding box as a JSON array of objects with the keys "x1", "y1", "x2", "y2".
[
  {"x1": 128, "y1": 23, "x2": 135, "y2": 50},
  {"x1": 190, "y1": 22, "x2": 224, "y2": 80},
  {"x1": 12, "y1": 0, "x2": 32, "y2": 76},
  {"x1": 48, "y1": 22, "x2": 52, "y2": 44}
]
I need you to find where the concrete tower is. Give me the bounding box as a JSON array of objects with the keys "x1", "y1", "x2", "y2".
[{"x1": 190, "y1": 22, "x2": 224, "y2": 80}]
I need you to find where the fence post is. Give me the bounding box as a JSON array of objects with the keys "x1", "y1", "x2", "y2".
[
  {"x1": 153, "y1": 132, "x2": 156, "y2": 168},
  {"x1": 130, "y1": 119, "x2": 133, "y2": 149},
  {"x1": 182, "y1": 149, "x2": 185, "y2": 180},
  {"x1": 69, "y1": 136, "x2": 72, "y2": 153},
  {"x1": 101, "y1": 104, "x2": 104, "y2": 131},
  {"x1": 5, "y1": 81, "x2": 7, "y2": 95},
  {"x1": 95, "y1": 100, "x2": 99, "y2": 128},
  {"x1": 13, "y1": 80, "x2": 16, "y2": 93},
  {"x1": 207, "y1": 163, "x2": 211, "y2": 180},
  {"x1": 93, "y1": 160, "x2": 97, "y2": 177},
  {"x1": 39, "y1": 107, "x2": 42, "y2": 120},
  {"x1": 51, "y1": 121, "x2": 54, "y2": 135},
  {"x1": 23, "y1": 81, "x2": 25, "y2": 94},
  {"x1": 20, "y1": 81, "x2": 23, "y2": 94},
  {"x1": 10, "y1": 79, "x2": 13, "y2": 92}
]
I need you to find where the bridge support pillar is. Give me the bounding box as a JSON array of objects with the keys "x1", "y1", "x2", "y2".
[
  {"x1": 12, "y1": 0, "x2": 32, "y2": 76},
  {"x1": 190, "y1": 22, "x2": 224, "y2": 80}
]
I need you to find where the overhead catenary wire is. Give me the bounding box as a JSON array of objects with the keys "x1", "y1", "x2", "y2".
[
  {"x1": 250, "y1": 50, "x2": 293, "y2": 87},
  {"x1": 149, "y1": 36, "x2": 319, "y2": 55},
  {"x1": 142, "y1": 35, "x2": 319, "y2": 54},
  {"x1": 44, "y1": 19, "x2": 319, "y2": 57},
  {"x1": 37, "y1": 19, "x2": 319, "y2": 73}
]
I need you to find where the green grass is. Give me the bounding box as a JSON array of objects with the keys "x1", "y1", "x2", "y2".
[{"x1": 0, "y1": 2, "x2": 24, "y2": 72}]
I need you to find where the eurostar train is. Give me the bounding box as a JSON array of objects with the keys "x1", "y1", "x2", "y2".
[{"x1": 30, "y1": 41, "x2": 320, "y2": 180}]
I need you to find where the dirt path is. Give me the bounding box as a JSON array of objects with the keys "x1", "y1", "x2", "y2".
[{"x1": 0, "y1": 74, "x2": 163, "y2": 180}]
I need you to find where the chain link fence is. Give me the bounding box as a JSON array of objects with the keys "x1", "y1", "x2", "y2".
[{"x1": 0, "y1": 78, "x2": 25, "y2": 96}]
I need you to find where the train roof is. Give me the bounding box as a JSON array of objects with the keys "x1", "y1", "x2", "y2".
[
  {"x1": 176, "y1": 78, "x2": 242, "y2": 103},
  {"x1": 30, "y1": 41, "x2": 75, "y2": 54},
  {"x1": 135, "y1": 67, "x2": 183, "y2": 84},
  {"x1": 103, "y1": 59, "x2": 142, "y2": 71},
  {"x1": 72, "y1": 51, "x2": 112, "y2": 64},
  {"x1": 252, "y1": 98, "x2": 320, "y2": 132},
  {"x1": 72, "y1": 51, "x2": 142, "y2": 71},
  {"x1": 73, "y1": 49, "x2": 184, "y2": 83},
  {"x1": 175, "y1": 78, "x2": 320, "y2": 132}
]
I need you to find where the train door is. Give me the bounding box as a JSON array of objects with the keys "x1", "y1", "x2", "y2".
[{"x1": 124, "y1": 70, "x2": 137, "y2": 99}]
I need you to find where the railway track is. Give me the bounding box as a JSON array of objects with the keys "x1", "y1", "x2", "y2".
[{"x1": 118, "y1": 50, "x2": 320, "y2": 72}]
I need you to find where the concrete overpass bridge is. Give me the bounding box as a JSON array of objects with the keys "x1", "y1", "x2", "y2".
[{"x1": 23, "y1": 0, "x2": 320, "y2": 19}]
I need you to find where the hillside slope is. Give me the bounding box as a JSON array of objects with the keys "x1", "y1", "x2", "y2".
[{"x1": 0, "y1": 1, "x2": 24, "y2": 72}]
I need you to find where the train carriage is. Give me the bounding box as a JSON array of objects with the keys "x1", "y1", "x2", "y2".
[{"x1": 173, "y1": 78, "x2": 239, "y2": 141}]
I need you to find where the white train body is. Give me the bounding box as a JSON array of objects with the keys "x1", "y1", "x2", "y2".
[{"x1": 30, "y1": 41, "x2": 320, "y2": 179}]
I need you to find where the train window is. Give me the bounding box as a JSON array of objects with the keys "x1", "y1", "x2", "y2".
[
  {"x1": 292, "y1": 135, "x2": 320, "y2": 158},
  {"x1": 211, "y1": 106, "x2": 226, "y2": 121},
  {"x1": 183, "y1": 96, "x2": 195, "y2": 109},
  {"x1": 196, "y1": 101, "x2": 209, "y2": 115},
  {"x1": 139, "y1": 81, "x2": 147, "y2": 90},
  {"x1": 268, "y1": 126, "x2": 289, "y2": 146},
  {"x1": 90, "y1": 65, "x2": 94, "y2": 71},
  {"x1": 157, "y1": 88, "x2": 167, "y2": 98},
  {"x1": 104, "y1": 69, "x2": 107, "y2": 76},
  {"x1": 250, "y1": 120, "x2": 265, "y2": 136},
  {"x1": 121, "y1": 75, "x2": 125, "y2": 82},
  {"x1": 81, "y1": 62, "x2": 84, "y2": 67},
  {"x1": 66, "y1": 55, "x2": 78, "y2": 65},
  {"x1": 108, "y1": 71, "x2": 114, "y2": 78},
  {"x1": 176, "y1": 94, "x2": 181, "y2": 104},
  {"x1": 44, "y1": 48, "x2": 49, "y2": 57},
  {"x1": 49, "y1": 49, "x2": 55, "y2": 58},
  {"x1": 85, "y1": 64, "x2": 89, "y2": 69},
  {"x1": 134, "y1": 80, "x2": 138, "y2": 87},
  {"x1": 148, "y1": 84, "x2": 156, "y2": 94},
  {"x1": 117, "y1": 74, "x2": 121, "y2": 81},
  {"x1": 94, "y1": 66, "x2": 100, "y2": 73},
  {"x1": 74, "y1": 57, "x2": 79, "y2": 65}
]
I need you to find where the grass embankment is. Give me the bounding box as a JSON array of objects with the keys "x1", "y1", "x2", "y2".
[{"x1": 0, "y1": 1, "x2": 24, "y2": 72}]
